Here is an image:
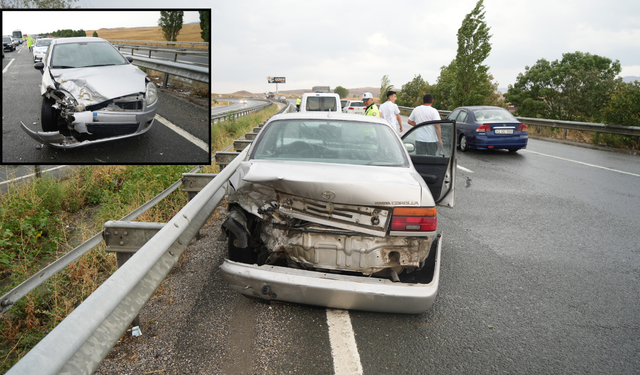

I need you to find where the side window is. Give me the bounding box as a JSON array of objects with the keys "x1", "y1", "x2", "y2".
[
  {"x1": 402, "y1": 122, "x2": 454, "y2": 157},
  {"x1": 456, "y1": 111, "x2": 468, "y2": 123},
  {"x1": 447, "y1": 109, "x2": 461, "y2": 120}
]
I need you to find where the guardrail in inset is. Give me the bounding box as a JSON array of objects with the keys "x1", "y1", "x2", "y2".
[
  {"x1": 397, "y1": 106, "x2": 640, "y2": 141},
  {"x1": 130, "y1": 55, "x2": 209, "y2": 88},
  {"x1": 5, "y1": 102, "x2": 288, "y2": 374},
  {"x1": 113, "y1": 44, "x2": 208, "y2": 66},
  {"x1": 108, "y1": 39, "x2": 209, "y2": 50}
]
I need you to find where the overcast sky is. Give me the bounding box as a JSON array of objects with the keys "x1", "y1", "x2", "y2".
[{"x1": 3, "y1": 0, "x2": 639, "y2": 95}]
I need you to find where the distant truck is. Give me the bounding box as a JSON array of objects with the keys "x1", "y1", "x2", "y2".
[
  {"x1": 12, "y1": 30, "x2": 22, "y2": 44},
  {"x1": 312, "y1": 86, "x2": 331, "y2": 93},
  {"x1": 299, "y1": 92, "x2": 342, "y2": 113}
]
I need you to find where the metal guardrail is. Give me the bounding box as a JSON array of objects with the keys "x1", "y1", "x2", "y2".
[
  {"x1": 5, "y1": 102, "x2": 281, "y2": 374},
  {"x1": 211, "y1": 99, "x2": 291, "y2": 123},
  {"x1": 108, "y1": 39, "x2": 209, "y2": 49},
  {"x1": 397, "y1": 106, "x2": 640, "y2": 139},
  {"x1": 114, "y1": 44, "x2": 208, "y2": 66},
  {"x1": 130, "y1": 55, "x2": 209, "y2": 88}
]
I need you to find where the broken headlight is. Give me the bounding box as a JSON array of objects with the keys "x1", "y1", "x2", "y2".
[{"x1": 146, "y1": 82, "x2": 158, "y2": 105}]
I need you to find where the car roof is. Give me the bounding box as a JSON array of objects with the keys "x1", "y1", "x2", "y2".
[
  {"x1": 458, "y1": 106, "x2": 508, "y2": 111},
  {"x1": 268, "y1": 111, "x2": 394, "y2": 127},
  {"x1": 51, "y1": 37, "x2": 108, "y2": 45}
]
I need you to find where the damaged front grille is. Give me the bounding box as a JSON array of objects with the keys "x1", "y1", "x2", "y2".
[
  {"x1": 86, "y1": 94, "x2": 144, "y2": 112},
  {"x1": 278, "y1": 192, "x2": 390, "y2": 236}
]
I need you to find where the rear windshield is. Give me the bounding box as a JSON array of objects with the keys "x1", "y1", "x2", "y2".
[
  {"x1": 51, "y1": 41, "x2": 127, "y2": 69},
  {"x1": 36, "y1": 39, "x2": 53, "y2": 47},
  {"x1": 252, "y1": 119, "x2": 408, "y2": 167},
  {"x1": 473, "y1": 109, "x2": 518, "y2": 122},
  {"x1": 306, "y1": 97, "x2": 338, "y2": 111},
  {"x1": 349, "y1": 102, "x2": 364, "y2": 107},
  {"x1": 3, "y1": 37, "x2": 11, "y2": 43}
]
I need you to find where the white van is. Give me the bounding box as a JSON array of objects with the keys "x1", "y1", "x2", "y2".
[{"x1": 299, "y1": 92, "x2": 342, "y2": 113}]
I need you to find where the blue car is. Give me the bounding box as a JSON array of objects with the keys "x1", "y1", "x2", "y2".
[{"x1": 447, "y1": 106, "x2": 528, "y2": 153}]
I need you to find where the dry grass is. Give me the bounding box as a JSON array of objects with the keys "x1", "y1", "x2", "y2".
[{"x1": 86, "y1": 24, "x2": 206, "y2": 48}]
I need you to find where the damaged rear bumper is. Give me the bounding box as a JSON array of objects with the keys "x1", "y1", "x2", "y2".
[{"x1": 220, "y1": 233, "x2": 442, "y2": 314}]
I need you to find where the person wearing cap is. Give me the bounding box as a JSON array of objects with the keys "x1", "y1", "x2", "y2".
[
  {"x1": 407, "y1": 94, "x2": 443, "y2": 155},
  {"x1": 362, "y1": 92, "x2": 380, "y2": 117},
  {"x1": 379, "y1": 90, "x2": 402, "y2": 134}
]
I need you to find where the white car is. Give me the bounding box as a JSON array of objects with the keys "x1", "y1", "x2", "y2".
[
  {"x1": 21, "y1": 37, "x2": 158, "y2": 148},
  {"x1": 220, "y1": 111, "x2": 457, "y2": 313},
  {"x1": 239, "y1": 99, "x2": 247, "y2": 104},
  {"x1": 299, "y1": 92, "x2": 342, "y2": 113},
  {"x1": 343, "y1": 100, "x2": 366, "y2": 115},
  {"x1": 32, "y1": 38, "x2": 53, "y2": 62}
]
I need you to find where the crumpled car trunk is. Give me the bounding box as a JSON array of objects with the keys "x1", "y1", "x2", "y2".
[{"x1": 224, "y1": 161, "x2": 435, "y2": 278}]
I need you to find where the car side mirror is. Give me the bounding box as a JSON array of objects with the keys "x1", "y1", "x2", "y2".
[
  {"x1": 404, "y1": 143, "x2": 415, "y2": 152},
  {"x1": 126, "y1": 56, "x2": 134, "y2": 63},
  {"x1": 34, "y1": 61, "x2": 44, "y2": 71}
]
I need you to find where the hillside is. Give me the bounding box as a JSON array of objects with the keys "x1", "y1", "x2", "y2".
[
  {"x1": 85, "y1": 23, "x2": 205, "y2": 43},
  {"x1": 219, "y1": 87, "x2": 381, "y2": 98}
]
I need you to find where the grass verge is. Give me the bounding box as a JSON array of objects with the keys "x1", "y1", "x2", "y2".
[
  {"x1": 212, "y1": 103, "x2": 280, "y2": 157},
  {"x1": 0, "y1": 164, "x2": 196, "y2": 372}
]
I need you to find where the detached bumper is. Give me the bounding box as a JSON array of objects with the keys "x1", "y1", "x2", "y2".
[
  {"x1": 220, "y1": 234, "x2": 442, "y2": 314},
  {"x1": 20, "y1": 100, "x2": 157, "y2": 149}
]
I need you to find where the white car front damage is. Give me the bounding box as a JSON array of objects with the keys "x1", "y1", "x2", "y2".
[{"x1": 21, "y1": 51, "x2": 158, "y2": 148}]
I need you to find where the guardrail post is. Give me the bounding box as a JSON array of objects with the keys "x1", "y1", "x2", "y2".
[
  {"x1": 163, "y1": 73, "x2": 169, "y2": 88},
  {"x1": 34, "y1": 165, "x2": 42, "y2": 178}
]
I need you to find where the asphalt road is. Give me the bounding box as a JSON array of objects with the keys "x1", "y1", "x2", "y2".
[
  {"x1": 2, "y1": 43, "x2": 210, "y2": 164},
  {"x1": 95, "y1": 136, "x2": 640, "y2": 374},
  {"x1": 211, "y1": 98, "x2": 268, "y2": 118}
]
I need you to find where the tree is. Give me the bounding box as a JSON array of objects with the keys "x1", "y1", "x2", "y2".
[
  {"x1": 505, "y1": 52, "x2": 621, "y2": 121},
  {"x1": 430, "y1": 60, "x2": 457, "y2": 110},
  {"x1": 397, "y1": 74, "x2": 429, "y2": 107},
  {"x1": 159, "y1": 11, "x2": 184, "y2": 42},
  {"x1": 379, "y1": 75, "x2": 394, "y2": 103},
  {"x1": 199, "y1": 10, "x2": 210, "y2": 43},
  {"x1": 453, "y1": 0, "x2": 494, "y2": 107},
  {"x1": 334, "y1": 86, "x2": 349, "y2": 99},
  {"x1": 92, "y1": 30, "x2": 98, "y2": 37},
  {"x1": 600, "y1": 81, "x2": 640, "y2": 127}
]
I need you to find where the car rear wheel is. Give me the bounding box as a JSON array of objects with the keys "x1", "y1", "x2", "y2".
[
  {"x1": 41, "y1": 97, "x2": 57, "y2": 132},
  {"x1": 459, "y1": 134, "x2": 469, "y2": 152}
]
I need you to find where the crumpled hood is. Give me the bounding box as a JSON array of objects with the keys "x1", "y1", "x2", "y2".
[
  {"x1": 49, "y1": 64, "x2": 147, "y2": 106},
  {"x1": 233, "y1": 160, "x2": 433, "y2": 207}
]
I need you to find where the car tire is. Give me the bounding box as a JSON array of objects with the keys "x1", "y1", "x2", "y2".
[
  {"x1": 459, "y1": 134, "x2": 469, "y2": 152},
  {"x1": 41, "y1": 97, "x2": 57, "y2": 132}
]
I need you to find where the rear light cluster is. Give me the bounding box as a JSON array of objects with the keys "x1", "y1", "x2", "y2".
[
  {"x1": 476, "y1": 124, "x2": 491, "y2": 133},
  {"x1": 390, "y1": 207, "x2": 437, "y2": 232},
  {"x1": 517, "y1": 123, "x2": 528, "y2": 132}
]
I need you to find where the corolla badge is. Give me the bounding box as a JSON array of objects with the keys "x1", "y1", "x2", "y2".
[{"x1": 321, "y1": 190, "x2": 336, "y2": 200}]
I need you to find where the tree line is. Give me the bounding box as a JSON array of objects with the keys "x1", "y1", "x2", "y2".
[{"x1": 374, "y1": 0, "x2": 638, "y2": 134}]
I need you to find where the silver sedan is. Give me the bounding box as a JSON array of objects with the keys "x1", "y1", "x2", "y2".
[{"x1": 220, "y1": 111, "x2": 457, "y2": 313}]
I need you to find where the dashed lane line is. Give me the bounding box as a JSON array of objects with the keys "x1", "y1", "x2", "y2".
[
  {"x1": 154, "y1": 114, "x2": 209, "y2": 153},
  {"x1": 327, "y1": 309, "x2": 363, "y2": 375}
]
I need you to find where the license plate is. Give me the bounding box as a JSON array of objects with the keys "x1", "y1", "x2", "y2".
[{"x1": 495, "y1": 129, "x2": 513, "y2": 134}]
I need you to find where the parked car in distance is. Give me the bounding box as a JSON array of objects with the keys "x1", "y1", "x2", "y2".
[
  {"x1": 3, "y1": 36, "x2": 15, "y2": 51},
  {"x1": 220, "y1": 111, "x2": 457, "y2": 313},
  {"x1": 239, "y1": 99, "x2": 247, "y2": 104},
  {"x1": 21, "y1": 37, "x2": 158, "y2": 149},
  {"x1": 447, "y1": 105, "x2": 528, "y2": 152},
  {"x1": 343, "y1": 100, "x2": 366, "y2": 115},
  {"x1": 32, "y1": 37, "x2": 53, "y2": 62},
  {"x1": 299, "y1": 92, "x2": 342, "y2": 113}
]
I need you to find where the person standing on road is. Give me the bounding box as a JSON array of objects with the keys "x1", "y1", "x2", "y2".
[
  {"x1": 379, "y1": 90, "x2": 402, "y2": 134},
  {"x1": 296, "y1": 97, "x2": 301, "y2": 112},
  {"x1": 362, "y1": 92, "x2": 380, "y2": 117},
  {"x1": 407, "y1": 94, "x2": 442, "y2": 155},
  {"x1": 27, "y1": 35, "x2": 34, "y2": 51}
]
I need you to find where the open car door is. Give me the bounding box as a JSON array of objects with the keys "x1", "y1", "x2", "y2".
[{"x1": 402, "y1": 120, "x2": 457, "y2": 208}]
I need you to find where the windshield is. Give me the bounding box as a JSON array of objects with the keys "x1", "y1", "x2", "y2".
[
  {"x1": 473, "y1": 109, "x2": 518, "y2": 122},
  {"x1": 3, "y1": 37, "x2": 10, "y2": 43},
  {"x1": 50, "y1": 41, "x2": 126, "y2": 69},
  {"x1": 349, "y1": 102, "x2": 364, "y2": 107},
  {"x1": 36, "y1": 39, "x2": 53, "y2": 47},
  {"x1": 252, "y1": 119, "x2": 409, "y2": 167},
  {"x1": 306, "y1": 97, "x2": 338, "y2": 111}
]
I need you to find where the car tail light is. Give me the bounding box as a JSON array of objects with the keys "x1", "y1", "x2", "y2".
[
  {"x1": 390, "y1": 207, "x2": 437, "y2": 232},
  {"x1": 476, "y1": 124, "x2": 491, "y2": 133},
  {"x1": 348, "y1": 107, "x2": 354, "y2": 110},
  {"x1": 517, "y1": 123, "x2": 528, "y2": 132}
]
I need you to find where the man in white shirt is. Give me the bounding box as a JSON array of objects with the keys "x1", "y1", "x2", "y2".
[
  {"x1": 407, "y1": 94, "x2": 443, "y2": 155},
  {"x1": 379, "y1": 90, "x2": 402, "y2": 134}
]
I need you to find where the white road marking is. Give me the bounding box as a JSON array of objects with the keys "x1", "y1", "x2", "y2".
[
  {"x1": 521, "y1": 149, "x2": 640, "y2": 178},
  {"x1": 457, "y1": 165, "x2": 474, "y2": 173},
  {"x1": 0, "y1": 165, "x2": 69, "y2": 186},
  {"x1": 326, "y1": 309, "x2": 363, "y2": 375},
  {"x1": 154, "y1": 114, "x2": 209, "y2": 152},
  {"x1": 3, "y1": 58, "x2": 15, "y2": 73}
]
